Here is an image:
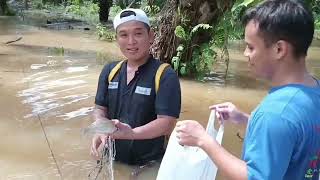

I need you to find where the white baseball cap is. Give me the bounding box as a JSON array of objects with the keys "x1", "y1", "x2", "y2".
[{"x1": 113, "y1": 8, "x2": 150, "y2": 30}]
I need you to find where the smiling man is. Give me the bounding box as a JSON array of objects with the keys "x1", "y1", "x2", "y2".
[
  {"x1": 176, "y1": 0, "x2": 320, "y2": 179},
  {"x1": 91, "y1": 9, "x2": 181, "y2": 165}
]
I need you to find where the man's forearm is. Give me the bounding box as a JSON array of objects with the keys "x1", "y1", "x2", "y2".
[
  {"x1": 93, "y1": 105, "x2": 109, "y2": 121},
  {"x1": 132, "y1": 117, "x2": 175, "y2": 140},
  {"x1": 199, "y1": 135, "x2": 248, "y2": 180}
]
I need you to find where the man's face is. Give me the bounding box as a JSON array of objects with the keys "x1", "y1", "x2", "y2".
[
  {"x1": 116, "y1": 21, "x2": 154, "y2": 62},
  {"x1": 243, "y1": 20, "x2": 277, "y2": 80}
]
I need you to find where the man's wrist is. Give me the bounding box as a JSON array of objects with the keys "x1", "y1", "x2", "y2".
[
  {"x1": 198, "y1": 133, "x2": 214, "y2": 149},
  {"x1": 240, "y1": 112, "x2": 249, "y2": 124},
  {"x1": 131, "y1": 128, "x2": 138, "y2": 140},
  {"x1": 95, "y1": 117, "x2": 110, "y2": 122}
]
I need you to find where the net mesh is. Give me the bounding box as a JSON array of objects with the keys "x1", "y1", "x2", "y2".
[{"x1": 88, "y1": 137, "x2": 116, "y2": 180}]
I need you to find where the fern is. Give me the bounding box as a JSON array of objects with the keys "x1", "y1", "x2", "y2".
[
  {"x1": 174, "y1": 26, "x2": 187, "y2": 40},
  {"x1": 191, "y1": 24, "x2": 212, "y2": 37}
]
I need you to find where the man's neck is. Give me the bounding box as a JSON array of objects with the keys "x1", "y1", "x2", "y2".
[
  {"x1": 127, "y1": 55, "x2": 150, "y2": 70},
  {"x1": 271, "y1": 57, "x2": 316, "y2": 87}
]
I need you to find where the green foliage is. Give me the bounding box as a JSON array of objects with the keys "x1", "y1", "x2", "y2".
[
  {"x1": 65, "y1": 1, "x2": 99, "y2": 17},
  {"x1": 0, "y1": 0, "x2": 15, "y2": 16},
  {"x1": 175, "y1": 24, "x2": 213, "y2": 42},
  {"x1": 49, "y1": 47, "x2": 65, "y2": 56},
  {"x1": 231, "y1": 0, "x2": 261, "y2": 12},
  {"x1": 96, "y1": 23, "x2": 115, "y2": 42},
  {"x1": 31, "y1": 0, "x2": 44, "y2": 9},
  {"x1": 140, "y1": 0, "x2": 165, "y2": 15},
  {"x1": 177, "y1": 7, "x2": 190, "y2": 26},
  {"x1": 63, "y1": 1, "x2": 99, "y2": 24},
  {"x1": 109, "y1": 5, "x2": 122, "y2": 18},
  {"x1": 305, "y1": 0, "x2": 320, "y2": 14},
  {"x1": 190, "y1": 43, "x2": 216, "y2": 80},
  {"x1": 191, "y1": 24, "x2": 213, "y2": 37},
  {"x1": 172, "y1": 24, "x2": 215, "y2": 79},
  {"x1": 171, "y1": 44, "x2": 184, "y2": 72},
  {"x1": 65, "y1": 4, "x2": 81, "y2": 15},
  {"x1": 142, "y1": 5, "x2": 160, "y2": 16},
  {"x1": 174, "y1": 25, "x2": 187, "y2": 40},
  {"x1": 316, "y1": 16, "x2": 320, "y2": 28},
  {"x1": 70, "y1": 0, "x2": 83, "y2": 6}
]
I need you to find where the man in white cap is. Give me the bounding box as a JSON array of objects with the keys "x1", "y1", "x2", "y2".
[{"x1": 91, "y1": 8, "x2": 181, "y2": 165}]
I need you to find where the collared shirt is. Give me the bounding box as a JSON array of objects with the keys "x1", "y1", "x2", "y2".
[{"x1": 95, "y1": 56, "x2": 181, "y2": 165}]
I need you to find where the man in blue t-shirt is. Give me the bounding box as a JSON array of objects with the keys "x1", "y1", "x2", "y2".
[{"x1": 175, "y1": 0, "x2": 320, "y2": 179}]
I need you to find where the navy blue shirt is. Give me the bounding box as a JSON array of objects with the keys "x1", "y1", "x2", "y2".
[{"x1": 95, "y1": 56, "x2": 181, "y2": 165}]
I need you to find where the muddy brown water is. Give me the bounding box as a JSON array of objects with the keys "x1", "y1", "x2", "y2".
[{"x1": 1, "y1": 16, "x2": 319, "y2": 180}]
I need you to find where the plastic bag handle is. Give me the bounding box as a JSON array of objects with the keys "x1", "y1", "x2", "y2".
[{"x1": 206, "y1": 110, "x2": 224, "y2": 145}]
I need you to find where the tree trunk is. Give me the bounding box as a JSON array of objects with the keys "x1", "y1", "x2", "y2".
[
  {"x1": 99, "y1": 0, "x2": 112, "y2": 23},
  {"x1": 25, "y1": 0, "x2": 28, "y2": 9},
  {"x1": 150, "y1": 0, "x2": 177, "y2": 63},
  {"x1": 0, "y1": 0, "x2": 8, "y2": 15},
  {"x1": 152, "y1": 0, "x2": 235, "y2": 64}
]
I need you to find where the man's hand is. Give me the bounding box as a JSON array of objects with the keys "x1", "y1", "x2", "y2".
[
  {"x1": 176, "y1": 120, "x2": 210, "y2": 148},
  {"x1": 90, "y1": 134, "x2": 108, "y2": 159},
  {"x1": 110, "y1": 119, "x2": 135, "y2": 140},
  {"x1": 209, "y1": 102, "x2": 249, "y2": 125}
]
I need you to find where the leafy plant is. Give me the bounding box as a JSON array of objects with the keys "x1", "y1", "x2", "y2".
[
  {"x1": 190, "y1": 43, "x2": 216, "y2": 80},
  {"x1": 172, "y1": 24, "x2": 214, "y2": 78},
  {"x1": 109, "y1": 5, "x2": 122, "y2": 18},
  {"x1": 49, "y1": 47, "x2": 65, "y2": 56},
  {"x1": 142, "y1": 5, "x2": 160, "y2": 16},
  {"x1": 171, "y1": 45, "x2": 183, "y2": 71},
  {"x1": 96, "y1": 23, "x2": 115, "y2": 42},
  {"x1": 174, "y1": 25, "x2": 187, "y2": 40}
]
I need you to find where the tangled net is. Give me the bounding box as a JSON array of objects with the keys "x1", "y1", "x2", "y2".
[{"x1": 88, "y1": 136, "x2": 116, "y2": 180}]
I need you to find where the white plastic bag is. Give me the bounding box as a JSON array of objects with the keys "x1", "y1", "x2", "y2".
[{"x1": 157, "y1": 110, "x2": 224, "y2": 180}]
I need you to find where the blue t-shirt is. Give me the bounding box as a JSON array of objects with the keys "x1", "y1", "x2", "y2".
[{"x1": 242, "y1": 83, "x2": 320, "y2": 180}]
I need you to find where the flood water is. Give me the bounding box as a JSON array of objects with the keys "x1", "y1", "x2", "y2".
[{"x1": 0, "y1": 16, "x2": 319, "y2": 180}]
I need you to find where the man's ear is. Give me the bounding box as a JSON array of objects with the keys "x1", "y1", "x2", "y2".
[{"x1": 274, "y1": 40, "x2": 289, "y2": 60}]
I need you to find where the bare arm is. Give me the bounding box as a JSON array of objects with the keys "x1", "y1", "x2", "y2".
[
  {"x1": 199, "y1": 134, "x2": 247, "y2": 180},
  {"x1": 112, "y1": 115, "x2": 176, "y2": 140},
  {"x1": 93, "y1": 104, "x2": 109, "y2": 122},
  {"x1": 132, "y1": 115, "x2": 176, "y2": 139}
]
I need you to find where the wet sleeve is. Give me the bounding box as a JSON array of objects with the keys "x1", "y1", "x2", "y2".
[
  {"x1": 243, "y1": 112, "x2": 297, "y2": 180},
  {"x1": 155, "y1": 67, "x2": 181, "y2": 118},
  {"x1": 95, "y1": 64, "x2": 111, "y2": 107}
]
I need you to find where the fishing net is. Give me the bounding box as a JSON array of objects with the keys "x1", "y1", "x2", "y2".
[
  {"x1": 88, "y1": 136, "x2": 116, "y2": 180},
  {"x1": 83, "y1": 121, "x2": 117, "y2": 180}
]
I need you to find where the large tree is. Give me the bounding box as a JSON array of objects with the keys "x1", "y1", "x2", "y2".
[
  {"x1": 98, "y1": 0, "x2": 112, "y2": 23},
  {"x1": 150, "y1": 0, "x2": 235, "y2": 78},
  {"x1": 92, "y1": 0, "x2": 113, "y2": 23},
  {"x1": 0, "y1": 0, "x2": 8, "y2": 15},
  {"x1": 152, "y1": 0, "x2": 235, "y2": 64}
]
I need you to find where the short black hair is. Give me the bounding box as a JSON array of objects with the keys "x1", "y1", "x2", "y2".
[
  {"x1": 242, "y1": 0, "x2": 314, "y2": 57},
  {"x1": 118, "y1": 10, "x2": 150, "y2": 32}
]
